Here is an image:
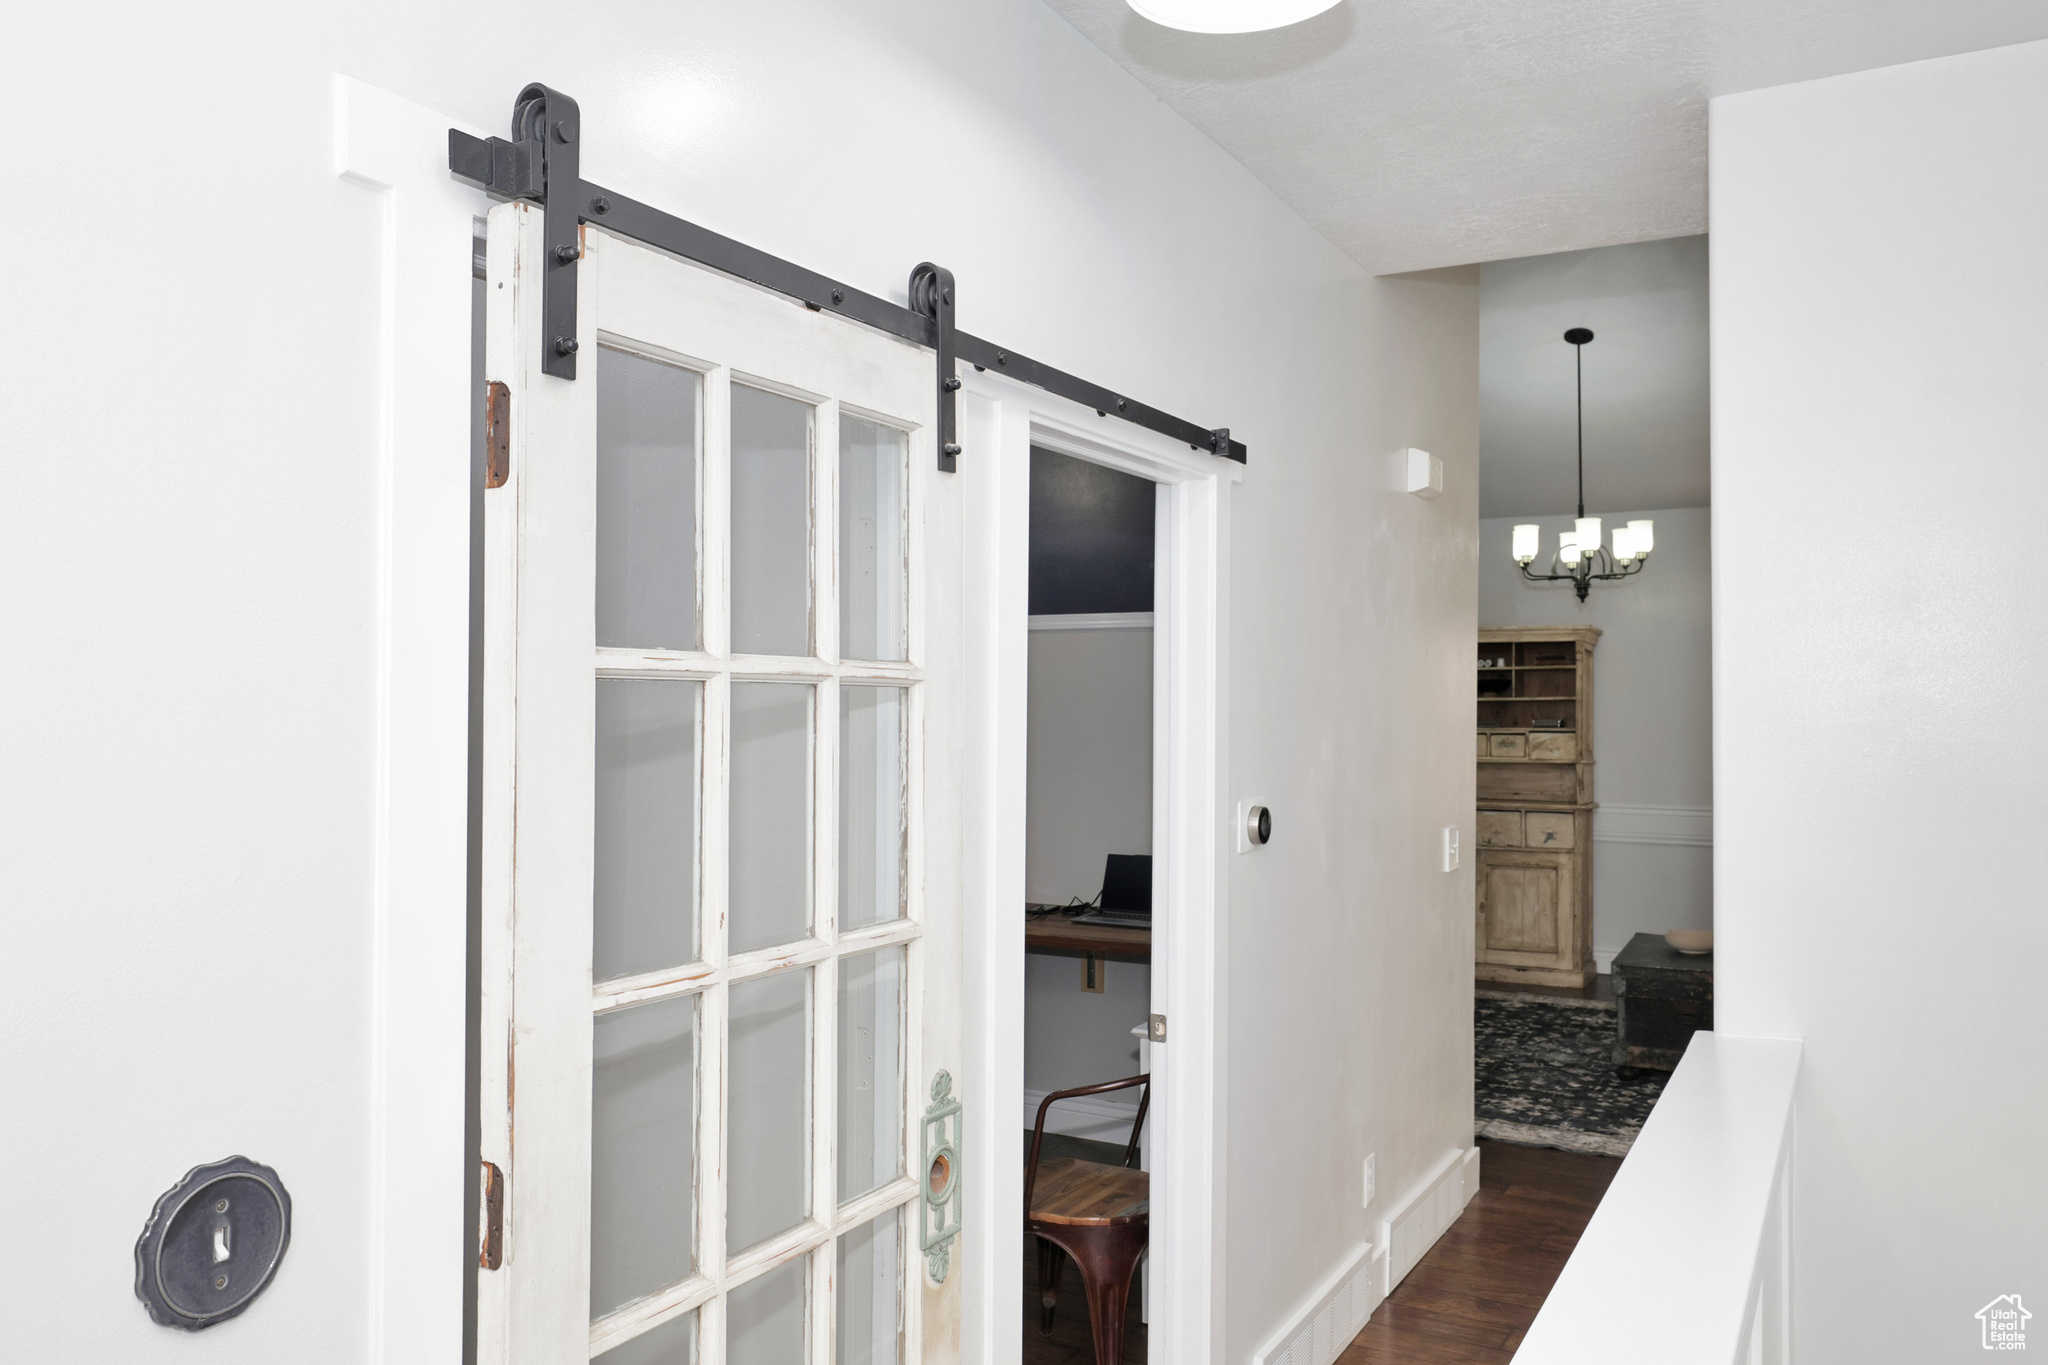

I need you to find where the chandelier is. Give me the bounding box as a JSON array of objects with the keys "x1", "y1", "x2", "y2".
[{"x1": 1513, "y1": 327, "x2": 1653, "y2": 602}]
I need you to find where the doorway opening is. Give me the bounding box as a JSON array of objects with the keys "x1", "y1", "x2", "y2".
[
  {"x1": 1022, "y1": 446, "x2": 1158, "y2": 1364},
  {"x1": 1469, "y1": 234, "x2": 1711, "y2": 1161},
  {"x1": 1355, "y1": 234, "x2": 1711, "y2": 1362},
  {"x1": 954, "y1": 376, "x2": 1230, "y2": 1365}
]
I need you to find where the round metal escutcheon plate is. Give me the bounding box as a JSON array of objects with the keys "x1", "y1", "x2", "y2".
[{"x1": 134, "y1": 1156, "x2": 292, "y2": 1330}]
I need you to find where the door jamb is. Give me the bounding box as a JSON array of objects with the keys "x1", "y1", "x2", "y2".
[
  {"x1": 335, "y1": 74, "x2": 482, "y2": 1365},
  {"x1": 957, "y1": 369, "x2": 1236, "y2": 1364}
]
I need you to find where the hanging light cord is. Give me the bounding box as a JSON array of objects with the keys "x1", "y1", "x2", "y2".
[{"x1": 1575, "y1": 338, "x2": 1586, "y2": 520}]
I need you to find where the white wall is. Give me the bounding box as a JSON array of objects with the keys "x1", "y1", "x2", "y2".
[
  {"x1": 1712, "y1": 40, "x2": 2048, "y2": 1362},
  {"x1": 1026, "y1": 626, "x2": 1154, "y2": 904},
  {"x1": 1024, "y1": 626, "x2": 1153, "y2": 1108},
  {"x1": 1023, "y1": 953, "x2": 1148, "y2": 1110},
  {"x1": 1479, "y1": 508, "x2": 1713, "y2": 968},
  {"x1": 1222, "y1": 266, "x2": 1478, "y2": 1359},
  {"x1": 0, "y1": 3, "x2": 1477, "y2": 1361}
]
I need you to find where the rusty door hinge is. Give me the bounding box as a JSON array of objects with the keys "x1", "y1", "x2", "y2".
[
  {"x1": 485, "y1": 381, "x2": 511, "y2": 489},
  {"x1": 479, "y1": 1160, "x2": 505, "y2": 1269}
]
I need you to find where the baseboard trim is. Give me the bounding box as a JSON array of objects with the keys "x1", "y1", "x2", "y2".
[
  {"x1": 1380, "y1": 1147, "x2": 1475, "y2": 1298},
  {"x1": 1592, "y1": 803, "x2": 1712, "y2": 847},
  {"x1": 1023, "y1": 1087, "x2": 1142, "y2": 1144},
  {"x1": 1249, "y1": 1238, "x2": 1379, "y2": 1365}
]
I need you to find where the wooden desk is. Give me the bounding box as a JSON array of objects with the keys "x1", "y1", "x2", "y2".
[{"x1": 1023, "y1": 913, "x2": 1152, "y2": 963}]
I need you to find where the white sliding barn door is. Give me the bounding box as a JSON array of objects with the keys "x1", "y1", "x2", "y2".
[{"x1": 479, "y1": 201, "x2": 964, "y2": 1365}]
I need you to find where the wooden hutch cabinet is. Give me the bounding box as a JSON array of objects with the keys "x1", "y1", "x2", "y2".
[{"x1": 1475, "y1": 627, "x2": 1600, "y2": 988}]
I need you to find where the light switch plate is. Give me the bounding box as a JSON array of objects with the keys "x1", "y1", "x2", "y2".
[
  {"x1": 135, "y1": 1156, "x2": 292, "y2": 1331},
  {"x1": 1402, "y1": 447, "x2": 1442, "y2": 498},
  {"x1": 1363, "y1": 1153, "x2": 1377, "y2": 1208},
  {"x1": 1442, "y1": 826, "x2": 1460, "y2": 872}
]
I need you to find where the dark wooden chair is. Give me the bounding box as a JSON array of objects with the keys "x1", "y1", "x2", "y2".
[{"x1": 1025, "y1": 1074, "x2": 1150, "y2": 1365}]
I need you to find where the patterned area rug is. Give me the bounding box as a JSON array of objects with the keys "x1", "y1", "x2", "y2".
[{"x1": 1475, "y1": 991, "x2": 1665, "y2": 1157}]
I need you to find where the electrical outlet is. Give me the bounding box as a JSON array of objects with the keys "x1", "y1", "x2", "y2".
[
  {"x1": 1363, "y1": 1153, "x2": 1377, "y2": 1208},
  {"x1": 1082, "y1": 953, "x2": 1106, "y2": 993},
  {"x1": 1442, "y1": 826, "x2": 1460, "y2": 872}
]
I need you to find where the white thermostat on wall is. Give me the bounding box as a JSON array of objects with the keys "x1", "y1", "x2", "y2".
[
  {"x1": 1402, "y1": 448, "x2": 1443, "y2": 498},
  {"x1": 1237, "y1": 800, "x2": 1271, "y2": 853}
]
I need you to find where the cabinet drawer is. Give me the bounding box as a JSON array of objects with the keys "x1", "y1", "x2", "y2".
[
  {"x1": 1524, "y1": 811, "x2": 1575, "y2": 849},
  {"x1": 1476, "y1": 810, "x2": 1523, "y2": 847},
  {"x1": 1527, "y1": 731, "x2": 1577, "y2": 762},
  {"x1": 1477, "y1": 762, "x2": 1580, "y2": 803},
  {"x1": 1477, "y1": 731, "x2": 1491, "y2": 758},
  {"x1": 1488, "y1": 733, "x2": 1528, "y2": 759}
]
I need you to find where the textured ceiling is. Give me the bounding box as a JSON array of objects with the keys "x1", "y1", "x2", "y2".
[
  {"x1": 1480, "y1": 236, "x2": 1707, "y2": 519},
  {"x1": 1039, "y1": 0, "x2": 2048, "y2": 273}
]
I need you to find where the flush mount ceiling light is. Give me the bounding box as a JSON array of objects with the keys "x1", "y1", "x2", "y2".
[
  {"x1": 1512, "y1": 328, "x2": 1653, "y2": 602},
  {"x1": 1127, "y1": 0, "x2": 1342, "y2": 34}
]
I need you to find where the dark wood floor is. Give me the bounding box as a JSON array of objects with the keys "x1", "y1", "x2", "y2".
[
  {"x1": 1016, "y1": 1134, "x2": 1613, "y2": 1365},
  {"x1": 1340, "y1": 1139, "x2": 1620, "y2": 1364},
  {"x1": 1022, "y1": 1133, "x2": 1146, "y2": 1365}
]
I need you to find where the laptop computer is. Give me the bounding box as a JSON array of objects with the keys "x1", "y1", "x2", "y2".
[{"x1": 1073, "y1": 854, "x2": 1152, "y2": 927}]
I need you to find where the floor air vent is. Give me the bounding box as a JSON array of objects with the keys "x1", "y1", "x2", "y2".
[
  {"x1": 1250, "y1": 1241, "x2": 1377, "y2": 1365},
  {"x1": 1381, "y1": 1149, "x2": 1470, "y2": 1293}
]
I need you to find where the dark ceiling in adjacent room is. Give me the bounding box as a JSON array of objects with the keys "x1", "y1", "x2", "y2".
[{"x1": 1029, "y1": 448, "x2": 1154, "y2": 615}]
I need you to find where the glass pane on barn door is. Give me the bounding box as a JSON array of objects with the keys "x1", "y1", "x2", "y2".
[
  {"x1": 835, "y1": 1210, "x2": 903, "y2": 1365},
  {"x1": 595, "y1": 680, "x2": 701, "y2": 980},
  {"x1": 727, "y1": 969, "x2": 812, "y2": 1253},
  {"x1": 727, "y1": 1255, "x2": 809, "y2": 1365},
  {"x1": 731, "y1": 385, "x2": 814, "y2": 657},
  {"x1": 838, "y1": 686, "x2": 906, "y2": 931},
  {"x1": 595, "y1": 1310, "x2": 699, "y2": 1365},
  {"x1": 836, "y1": 946, "x2": 904, "y2": 1203},
  {"x1": 591, "y1": 994, "x2": 699, "y2": 1318},
  {"x1": 838, "y1": 417, "x2": 906, "y2": 662},
  {"x1": 597, "y1": 346, "x2": 700, "y2": 651},
  {"x1": 730, "y1": 682, "x2": 814, "y2": 954}
]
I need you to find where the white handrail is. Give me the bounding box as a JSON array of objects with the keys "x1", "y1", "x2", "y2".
[{"x1": 1513, "y1": 1032, "x2": 1802, "y2": 1365}]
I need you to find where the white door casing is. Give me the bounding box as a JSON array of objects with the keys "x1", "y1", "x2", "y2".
[
  {"x1": 955, "y1": 372, "x2": 1234, "y2": 1365},
  {"x1": 480, "y1": 200, "x2": 964, "y2": 1364}
]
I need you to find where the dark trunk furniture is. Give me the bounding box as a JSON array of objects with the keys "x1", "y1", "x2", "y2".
[{"x1": 1612, "y1": 932, "x2": 1713, "y2": 1071}]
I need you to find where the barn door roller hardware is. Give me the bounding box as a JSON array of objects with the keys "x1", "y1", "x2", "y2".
[
  {"x1": 448, "y1": 83, "x2": 1247, "y2": 468},
  {"x1": 909, "y1": 262, "x2": 959, "y2": 472}
]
